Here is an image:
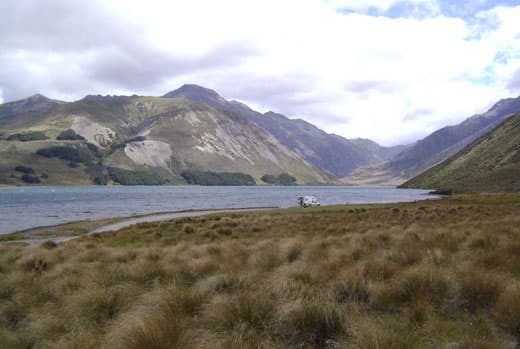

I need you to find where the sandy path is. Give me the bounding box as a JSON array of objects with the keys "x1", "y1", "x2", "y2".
[{"x1": 90, "y1": 208, "x2": 273, "y2": 234}]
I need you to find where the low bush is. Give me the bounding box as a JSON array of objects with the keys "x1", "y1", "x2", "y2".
[
  {"x1": 108, "y1": 167, "x2": 166, "y2": 185},
  {"x1": 36, "y1": 146, "x2": 92, "y2": 163},
  {"x1": 56, "y1": 129, "x2": 85, "y2": 140},
  {"x1": 14, "y1": 166, "x2": 34, "y2": 174},
  {"x1": 181, "y1": 170, "x2": 255, "y2": 186},
  {"x1": 261, "y1": 173, "x2": 297, "y2": 185},
  {"x1": 7, "y1": 131, "x2": 49, "y2": 142},
  {"x1": 21, "y1": 174, "x2": 40, "y2": 184}
]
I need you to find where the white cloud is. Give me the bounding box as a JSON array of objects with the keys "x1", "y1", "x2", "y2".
[
  {"x1": 1, "y1": 0, "x2": 520, "y2": 145},
  {"x1": 324, "y1": 0, "x2": 439, "y2": 13}
]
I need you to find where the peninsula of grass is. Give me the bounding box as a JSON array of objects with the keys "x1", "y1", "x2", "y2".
[{"x1": 1, "y1": 194, "x2": 520, "y2": 348}]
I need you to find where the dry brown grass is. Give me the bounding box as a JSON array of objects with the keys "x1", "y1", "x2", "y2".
[{"x1": 1, "y1": 194, "x2": 520, "y2": 348}]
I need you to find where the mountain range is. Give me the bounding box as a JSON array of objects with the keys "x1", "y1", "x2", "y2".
[
  {"x1": 343, "y1": 96, "x2": 520, "y2": 185},
  {"x1": 1, "y1": 84, "x2": 520, "y2": 187},
  {"x1": 401, "y1": 111, "x2": 520, "y2": 193}
]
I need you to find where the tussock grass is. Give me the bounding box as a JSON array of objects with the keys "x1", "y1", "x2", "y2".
[{"x1": 1, "y1": 194, "x2": 520, "y2": 348}]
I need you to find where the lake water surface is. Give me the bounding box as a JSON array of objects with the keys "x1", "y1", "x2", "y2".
[{"x1": 0, "y1": 185, "x2": 436, "y2": 235}]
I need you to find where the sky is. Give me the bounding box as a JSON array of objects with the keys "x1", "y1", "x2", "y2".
[{"x1": 1, "y1": 0, "x2": 520, "y2": 146}]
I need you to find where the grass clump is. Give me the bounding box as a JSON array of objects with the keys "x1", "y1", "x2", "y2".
[
  {"x1": 283, "y1": 300, "x2": 347, "y2": 348},
  {"x1": 494, "y1": 286, "x2": 520, "y2": 341},
  {"x1": 373, "y1": 267, "x2": 453, "y2": 310}
]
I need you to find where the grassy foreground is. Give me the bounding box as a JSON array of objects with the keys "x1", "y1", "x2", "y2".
[{"x1": 1, "y1": 195, "x2": 520, "y2": 348}]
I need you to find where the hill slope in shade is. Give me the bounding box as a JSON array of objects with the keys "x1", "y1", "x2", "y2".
[
  {"x1": 0, "y1": 94, "x2": 328, "y2": 185},
  {"x1": 401, "y1": 112, "x2": 520, "y2": 193},
  {"x1": 342, "y1": 96, "x2": 520, "y2": 185},
  {"x1": 163, "y1": 84, "x2": 404, "y2": 178},
  {"x1": 385, "y1": 97, "x2": 520, "y2": 178}
]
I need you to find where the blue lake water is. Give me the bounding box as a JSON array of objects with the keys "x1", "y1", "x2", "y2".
[{"x1": 0, "y1": 185, "x2": 436, "y2": 235}]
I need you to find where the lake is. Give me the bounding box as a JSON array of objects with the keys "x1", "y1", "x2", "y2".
[{"x1": 0, "y1": 185, "x2": 436, "y2": 235}]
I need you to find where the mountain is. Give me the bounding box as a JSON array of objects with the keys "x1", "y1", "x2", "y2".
[
  {"x1": 401, "y1": 112, "x2": 520, "y2": 193},
  {"x1": 0, "y1": 92, "x2": 330, "y2": 186},
  {"x1": 162, "y1": 84, "x2": 403, "y2": 178},
  {"x1": 0, "y1": 94, "x2": 65, "y2": 128},
  {"x1": 342, "y1": 96, "x2": 520, "y2": 184}
]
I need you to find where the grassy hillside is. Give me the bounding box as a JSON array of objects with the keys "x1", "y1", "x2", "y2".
[
  {"x1": 401, "y1": 112, "x2": 520, "y2": 193},
  {"x1": 1, "y1": 196, "x2": 520, "y2": 348},
  {"x1": 343, "y1": 96, "x2": 520, "y2": 185},
  {"x1": 0, "y1": 95, "x2": 328, "y2": 185},
  {"x1": 163, "y1": 84, "x2": 403, "y2": 179}
]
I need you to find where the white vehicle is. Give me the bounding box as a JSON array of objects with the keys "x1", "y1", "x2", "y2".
[{"x1": 298, "y1": 195, "x2": 320, "y2": 208}]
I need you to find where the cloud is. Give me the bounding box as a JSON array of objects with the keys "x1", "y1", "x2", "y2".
[
  {"x1": 508, "y1": 68, "x2": 520, "y2": 92},
  {"x1": 0, "y1": 0, "x2": 520, "y2": 146},
  {"x1": 402, "y1": 108, "x2": 434, "y2": 122}
]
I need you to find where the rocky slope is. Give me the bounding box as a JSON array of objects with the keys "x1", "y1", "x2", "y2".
[
  {"x1": 0, "y1": 93, "x2": 329, "y2": 185},
  {"x1": 401, "y1": 112, "x2": 520, "y2": 193},
  {"x1": 163, "y1": 84, "x2": 404, "y2": 178}
]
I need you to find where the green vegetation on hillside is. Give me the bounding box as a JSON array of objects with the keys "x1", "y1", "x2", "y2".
[
  {"x1": 181, "y1": 170, "x2": 256, "y2": 186},
  {"x1": 261, "y1": 173, "x2": 297, "y2": 185},
  {"x1": 36, "y1": 145, "x2": 94, "y2": 164},
  {"x1": 1, "y1": 196, "x2": 520, "y2": 348},
  {"x1": 108, "y1": 167, "x2": 167, "y2": 185},
  {"x1": 7, "y1": 131, "x2": 49, "y2": 142},
  {"x1": 56, "y1": 129, "x2": 85, "y2": 140},
  {"x1": 14, "y1": 166, "x2": 35, "y2": 174},
  {"x1": 401, "y1": 112, "x2": 520, "y2": 193}
]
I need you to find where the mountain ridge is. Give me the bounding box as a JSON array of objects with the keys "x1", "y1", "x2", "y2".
[
  {"x1": 401, "y1": 111, "x2": 520, "y2": 192},
  {"x1": 162, "y1": 85, "x2": 404, "y2": 178},
  {"x1": 0, "y1": 91, "x2": 329, "y2": 186},
  {"x1": 342, "y1": 95, "x2": 520, "y2": 184}
]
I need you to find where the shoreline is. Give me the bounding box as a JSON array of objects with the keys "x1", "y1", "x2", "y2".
[{"x1": 1, "y1": 207, "x2": 278, "y2": 245}]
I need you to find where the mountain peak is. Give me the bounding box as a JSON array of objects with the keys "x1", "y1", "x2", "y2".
[
  {"x1": 162, "y1": 84, "x2": 226, "y2": 103},
  {"x1": 28, "y1": 93, "x2": 50, "y2": 101}
]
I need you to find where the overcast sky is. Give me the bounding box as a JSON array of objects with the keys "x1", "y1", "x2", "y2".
[{"x1": 1, "y1": 0, "x2": 520, "y2": 145}]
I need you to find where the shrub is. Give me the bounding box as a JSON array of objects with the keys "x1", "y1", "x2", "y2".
[
  {"x1": 14, "y1": 166, "x2": 34, "y2": 174},
  {"x1": 86, "y1": 163, "x2": 108, "y2": 185},
  {"x1": 56, "y1": 129, "x2": 85, "y2": 140},
  {"x1": 261, "y1": 174, "x2": 277, "y2": 184},
  {"x1": 7, "y1": 131, "x2": 49, "y2": 141},
  {"x1": 21, "y1": 174, "x2": 40, "y2": 184},
  {"x1": 278, "y1": 173, "x2": 297, "y2": 185},
  {"x1": 108, "y1": 167, "x2": 166, "y2": 185},
  {"x1": 36, "y1": 146, "x2": 92, "y2": 163},
  {"x1": 261, "y1": 173, "x2": 297, "y2": 185},
  {"x1": 181, "y1": 170, "x2": 255, "y2": 186}
]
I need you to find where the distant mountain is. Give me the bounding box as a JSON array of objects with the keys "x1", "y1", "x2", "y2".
[
  {"x1": 384, "y1": 96, "x2": 520, "y2": 179},
  {"x1": 162, "y1": 84, "x2": 403, "y2": 178},
  {"x1": 401, "y1": 112, "x2": 520, "y2": 193},
  {"x1": 342, "y1": 96, "x2": 520, "y2": 185},
  {"x1": 0, "y1": 92, "x2": 328, "y2": 186}
]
